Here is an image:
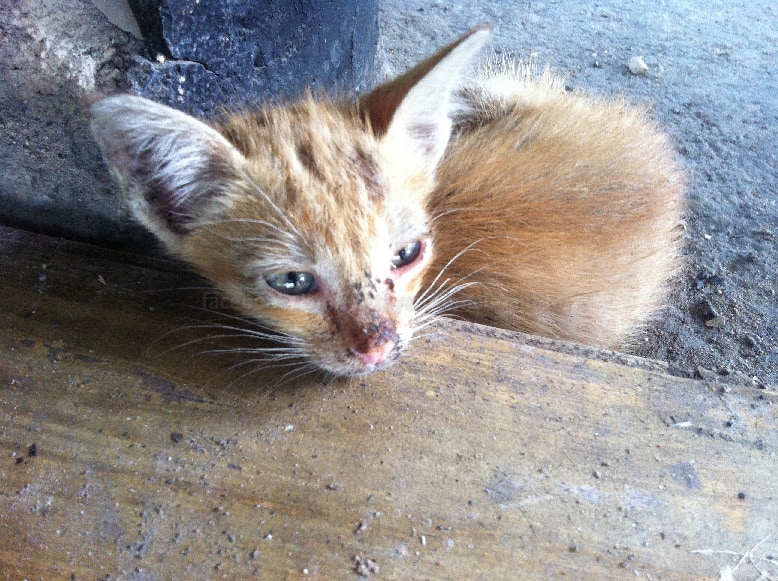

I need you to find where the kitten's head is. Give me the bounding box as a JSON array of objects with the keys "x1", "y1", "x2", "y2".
[{"x1": 90, "y1": 28, "x2": 489, "y2": 376}]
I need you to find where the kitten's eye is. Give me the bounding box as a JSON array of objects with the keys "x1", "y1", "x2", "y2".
[
  {"x1": 391, "y1": 241, "x2": 423, "y2": 270},
  {"x1": 266, "y1": 271, "x2": 318, "y2": 296}
]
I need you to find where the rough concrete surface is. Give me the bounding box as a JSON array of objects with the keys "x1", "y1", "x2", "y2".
[
  {"x1": 0, "y1": 0, "x2": 146, "y2": 246},
  {"x1": 0, "y1": 1, "x2": 776, "y2": 387},
  {"x1": 126, "y1": 0, "x2": 379, "y2": 118}
]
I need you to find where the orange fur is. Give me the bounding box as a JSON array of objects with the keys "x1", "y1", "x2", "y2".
[
  {"x1": 427, "y1": 65, "x2": 684, "y2": 347},
  {"x1": 90, "y1": 28, "x2": 684, "y2": 376}
]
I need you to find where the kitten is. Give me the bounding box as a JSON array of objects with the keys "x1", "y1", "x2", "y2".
[{"x1": 90, "y1": 27, "x2": 684, "y2": 377}]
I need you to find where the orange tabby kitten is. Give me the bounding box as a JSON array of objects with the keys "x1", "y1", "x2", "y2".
[{"x1": 90, "y1": 28, "x2": 683, "y2": 376}]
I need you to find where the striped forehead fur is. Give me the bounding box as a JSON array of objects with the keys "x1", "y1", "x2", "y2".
[
  {"x1": 213, "y1": 96, "x2": 433, "y2": 280},
  {"x1": 219, "y1": 97, "x2": 383, "y2": 204}
]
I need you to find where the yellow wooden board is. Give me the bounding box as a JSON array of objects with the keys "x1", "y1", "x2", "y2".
[{"x1": 1, "y1": 226, "x2": 776, "y2": 580}]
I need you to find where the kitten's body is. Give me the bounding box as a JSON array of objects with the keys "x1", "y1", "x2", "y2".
[
  {"x1": 432, "y1": 66, "x2": 683, "y2": 346},
  {"x1": 91, "y1": 29, "x2": 683, "y2": 376}
]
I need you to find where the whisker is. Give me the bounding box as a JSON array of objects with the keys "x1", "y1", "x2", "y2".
[
  {"x1": 224, "y1": 355, "x2": 308, "y2": 373},
  {"x1": 165, "y1": 304, "x2": 305, "y2": 343},
  {"x1": 273, "y1": 363, "x2": 322, "y2": 386},
  {"x1": 413, "y1": 302, "x2": 477, "y2": 331},
  {"x1": 158, "y1": 328, "x2": 298, "y2": 359},
  {"x1": 410, "y1": 323, "x2": 470, "y2": 341},
  {"x1": 416, "y1": 297, "x2": 479, "y2": 321},
  {"x1": 197, "y1": 216, "x2": 300, "y2": 242},
  {"x1": 217, "y1": 349, "x2": 315, "y2": 390},
  {"x1": 414, "y1": 239, "x2": 485, "y2": 306},
  {"x1": 416, "y1": 280, "x2": 481, "y2": 313},
  {"x1": 429, "y1": 207, "x2": 464, "y2": 223},
  {"x1": 209, "y1": 173, "x2": 304, "y2": 240},
  {"x1": 167, "y1": 323, "x2": 304, "y2": 345},
  {"x1": 227, "y1": 358, "x2": 321, "y2": 394},
  {"x1": 202, "y1": 348, "x2": 307, "y2": 360},
  {"x1": 201, "y1": 344, "x2": 305, "y2": 354},
  {"x1": 411, "y1": 263, "x2": 487, "y2": 339}
]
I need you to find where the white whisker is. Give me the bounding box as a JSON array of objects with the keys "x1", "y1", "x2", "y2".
[
  {"x1": 227, "y1": 358, "x2": 322, "y2": 393},
  {"x1": 411, "y1": 243, "x2": 490, "y2": 340},
  {"x1": 141, "y1": 294, "x2": 321, "y2": 386},
  {"x1": 220, "y1": 172, "x2": 304, "y2": 240},
  {"x1": 225, "y1": 355, "x2": 308, "y2": 372},
  {"x1": 429, "y1": 207, "x2": 464, "y2": 223},
  {"x1": 203, "y1": 347, "x2": 307, "y2": 359},
  {"x1": 168, "y1": 304, "x2": 305, "y2": 343},
  {"x1": 198, "y1": 216, "x2": 300, "y2": 243},
  {"x1": 416, "y1": 280, "x2": 480, "y2": 313},
  {"x1": 416, "y1": 296, "x2": 478, "y2": 321},
  {"x1": 414, "y1": 300, "x2": 477, "y2": 330},
  {"x1": 170, "y1": 323, "x2": 304, "y2": 345},
  {"x1": 415, "y1": 239, "x2": 485, "y2": 306}
]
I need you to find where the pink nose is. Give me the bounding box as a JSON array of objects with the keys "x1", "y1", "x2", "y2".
[{"x1": 350, "y1": 340, "x2": 396, "y2": 367}]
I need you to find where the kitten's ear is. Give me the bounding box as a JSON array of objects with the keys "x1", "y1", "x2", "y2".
[
  {"x1": 360, "y1": 26, "x2": 490, "y2": 167},
  {"x1": 90, "y1": 95, "x2": 244, "y2": 250}
]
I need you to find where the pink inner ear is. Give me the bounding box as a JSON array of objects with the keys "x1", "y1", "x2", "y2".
[
  {"x1": 408, "y1": 123, "x2": 440, "y2": 156},
  {"x1": 91, "y1": 95, "x2": 243, "y2": 241}
]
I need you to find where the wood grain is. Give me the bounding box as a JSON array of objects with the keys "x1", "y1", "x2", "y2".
[{"x1": 1, "y1": 226, "x2": 775, "y2": 580}]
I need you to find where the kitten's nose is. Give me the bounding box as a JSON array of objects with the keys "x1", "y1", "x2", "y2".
[
  {"x1": 349, "y1": 319, "x2": 398, "y2": 367},
  {"x1": 350, "y1": 340, "x2": 397, "y2": 367}
]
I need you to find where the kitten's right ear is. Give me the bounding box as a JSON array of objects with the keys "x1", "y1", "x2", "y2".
[
  {"x1": 90, "y1": 95, "x2": 245, "y2": 250},
  {"x1": 359, "y1": 27, "x2": 490, "y2": 168}
]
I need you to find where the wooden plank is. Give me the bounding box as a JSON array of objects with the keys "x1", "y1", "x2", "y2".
[{"x1": 1, "y1": 226, "x2": 776, "y2": 580}]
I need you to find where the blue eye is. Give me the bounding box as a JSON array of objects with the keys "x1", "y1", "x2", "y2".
[
  {"x1": 391, "y1": 241, "x2": 422, "y2": 269},
  {"x1": 266, "y1": 272, "x2": 318, "y2": 295}
]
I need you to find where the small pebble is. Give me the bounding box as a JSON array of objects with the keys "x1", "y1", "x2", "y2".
[{"x1": 628, "y1": 55, "x2": 649, "y2": 75}]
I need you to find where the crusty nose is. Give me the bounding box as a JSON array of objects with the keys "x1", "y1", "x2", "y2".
[
  {"x1": 350, "y1": 339, "x2": 397, "y2": 366},
  {"x1": 348, "y1": 319, "x2": 398, "y2": 367}
]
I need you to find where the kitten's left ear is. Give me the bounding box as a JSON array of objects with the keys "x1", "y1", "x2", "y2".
[{"x1": 360, "y1": 27, "x2": 490, "y2": 168}]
